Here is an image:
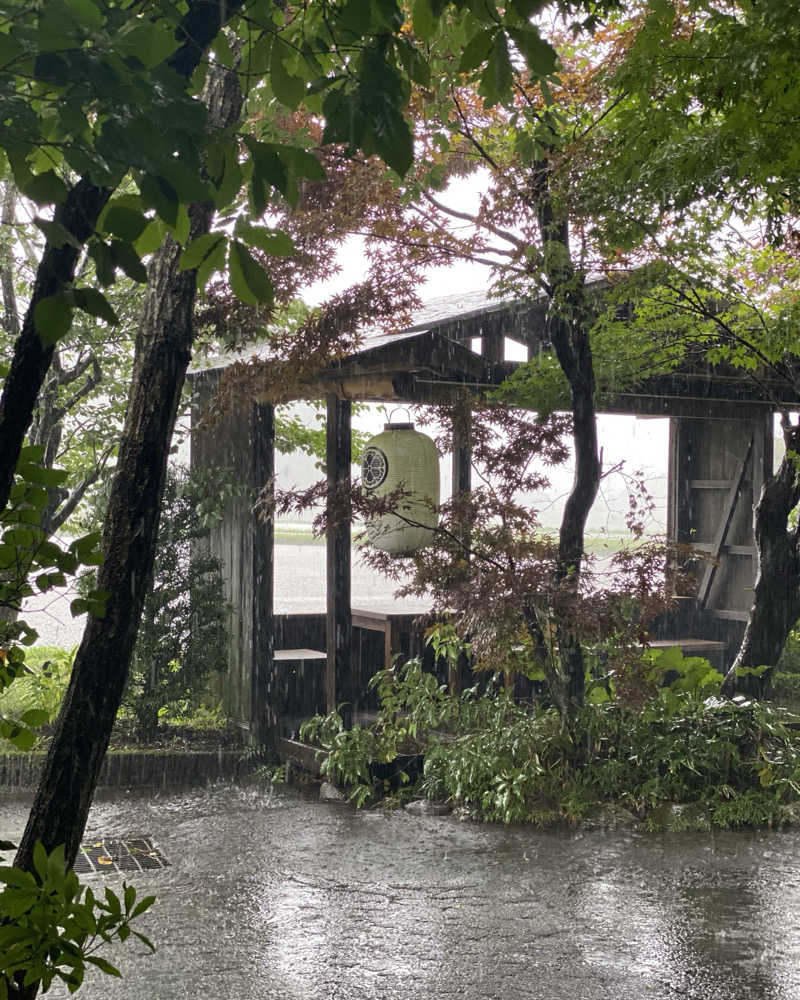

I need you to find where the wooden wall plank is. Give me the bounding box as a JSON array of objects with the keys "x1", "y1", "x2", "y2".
[
  {"x1": 326, "y1": 395, "x2": 353, "y2": 726},
  {"x1": 698, "y1": 437, "x2": 753, "y2": 607}
]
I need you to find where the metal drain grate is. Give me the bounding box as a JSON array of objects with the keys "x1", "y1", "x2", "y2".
[{"x1": 73, "y1": 836, "x2": 168, "y2": 875}]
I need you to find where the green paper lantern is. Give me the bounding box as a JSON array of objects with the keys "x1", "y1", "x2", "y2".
[{"x1": 361, "y1": 419, "x2": 440, "y2": 555}]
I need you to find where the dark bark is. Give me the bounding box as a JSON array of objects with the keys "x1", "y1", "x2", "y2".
[
  {"x1": 0, "y1": 178, "x2": 110, "y2": 515},
  {"x1": 534, "y1": 192, "x2": 601, "y2": 719},
  {"x1": 722, "y1": 419, "x2": 800, "y2": 698},
  {"x1": 9, "y1": 60, "x2": 243, "y2": 1000},
  {"x1": 0, "y1": 182, "x2": 20, "y2": 339},
  {"x1": 0, "y1": 0, "x2": 243, "y2": 518}
]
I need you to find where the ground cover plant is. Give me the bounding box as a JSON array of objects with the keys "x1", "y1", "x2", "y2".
[{"x1": 301, "y1": 648, "x2": 800, "y2": 830}]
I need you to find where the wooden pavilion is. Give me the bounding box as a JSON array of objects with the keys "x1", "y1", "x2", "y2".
[{"x1": 189, "y1": 289, "x2": 795, "y2": 744}]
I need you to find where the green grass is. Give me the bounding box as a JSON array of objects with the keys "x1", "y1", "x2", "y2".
[{"x1": 274, "y1": 528, "x2": 323, "y2": 545}]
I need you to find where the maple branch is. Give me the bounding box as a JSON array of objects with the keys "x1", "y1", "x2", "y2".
[
  {"x1": 420, "y1": 191, "x2": 526, "y2": 251},
  {"x1": 451, "y1": 91, "x2": 503, "y2": 173}
]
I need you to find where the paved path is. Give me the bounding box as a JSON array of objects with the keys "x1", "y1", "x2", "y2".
[{"x1": 3, "y1": 785, "x2": 799, "y2": 1000}]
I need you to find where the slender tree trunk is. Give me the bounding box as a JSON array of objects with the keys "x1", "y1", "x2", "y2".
[
  {"x1": 0, "y1": 0, "x2": 242, "y2": 517},
  {"x1": 722, "y1": 419, "x2": 800, "y2": 698},
  {"x1": 534, "y1": 188, "x2": 601, "y2": 719},
  {"x1": 9, "y1": 61, "x2": 242, "y2": 1000}
]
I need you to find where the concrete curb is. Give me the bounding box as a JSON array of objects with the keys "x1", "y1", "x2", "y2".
[{"x1": 0, "y1": 750, "x2": 249, "y2": 791}]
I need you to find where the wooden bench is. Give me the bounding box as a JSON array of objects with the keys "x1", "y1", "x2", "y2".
[
  {"x1": 273, "y1": 649, "x2": 327, "y2": 735},
  {"x1": 274, "y1": 648, "x2": 327, "y2": 666}
]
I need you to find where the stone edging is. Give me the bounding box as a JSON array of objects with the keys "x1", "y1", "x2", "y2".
[{"x1": 0, "y1": 750, "x2": 249, "y2": 791}]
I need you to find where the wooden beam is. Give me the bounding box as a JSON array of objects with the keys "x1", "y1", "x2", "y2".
[
  {"x1": 326, "y1": 394, "x2": 353, "y2": 727},
  {"x1": 250, "y1": 402, "x2": 274, "y2": 747},
  {"x1": 698, "y1": 436, "x2": 753, "y2": 607}
]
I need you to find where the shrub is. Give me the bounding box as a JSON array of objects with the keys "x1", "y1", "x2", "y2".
[
  {"x1": 0, "y1": 647, "x2": 73, "y2": 752},
  {"x1": 124, "y1": 468, "x2": 229, "y2": 741},
  {"x1": 301, "y1": 656, "x2": 800, "y2": 829}
]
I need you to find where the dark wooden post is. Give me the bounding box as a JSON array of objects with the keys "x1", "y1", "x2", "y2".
[
  {"x1": 450, "y1": 401, "x2": 472, "y2": 695},
  {"x1": 481, "y1": 323, "x2": 504, "y2": 365},
  {"x1": 326, "y1": 394, "x2": 353, "y2": 727},
  {"x1": 250, "y1": 402, "x2": 274, "y2": 746}
]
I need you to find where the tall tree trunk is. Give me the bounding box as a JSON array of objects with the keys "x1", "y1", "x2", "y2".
[
  {"x1": 9, "y1": 61, "x2": 242, "y2": 1000},
  {"x1": 0, "y1": 0, "x2": 241, "y2": 517},
  {"x1": 722, "y1": 418, "x2": 800, "y2": 699},
  {"x1": 534, "y1": 188, "x2": 601, "y2": 719}
]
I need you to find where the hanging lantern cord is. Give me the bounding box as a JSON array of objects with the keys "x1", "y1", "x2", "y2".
[
  {"x1": 389, "y1": 405, "x2": 411, "y2": 423},
  {"x1": 387, "y1": 405, "x2": 413, "y2": 430}
]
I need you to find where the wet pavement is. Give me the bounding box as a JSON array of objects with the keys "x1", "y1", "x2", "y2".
[{"x1": 3, "y1": 784, "x2": 800, "y2": 999}]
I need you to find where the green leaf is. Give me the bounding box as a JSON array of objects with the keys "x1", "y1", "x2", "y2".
[
  {"x1": 20, "y1": 708, "x2": 50, "y2": 728},
  {"x1": 372, "y1": 105, "x2": 414, "y2": 175},
  {"x1": 0, "y1": 30, "x2": 23, "y2": 70},
  {"x1": 33, "y1": 295, "x2": 72, "y2": 347},
  {"x1": 412, "y1": 0, "x2": 436, "y2": 42},
  {"x1": 15, "y1": 462, "x2": 68, "y2": 487},
  {"x1": 271, "y1": 41, "x2": 306, "y2": 110},
  {"x1": 322, "y1": 87, "x2": 366, "y2": 154},
  {"x1": 132, "y1": 929, "x2": 156, "y2": 952},
  {"x1": 69, "y1": 531, "x2": 103, "y2": 563},
  {"x1": 134, "y1": 218, "x2": 168, "y2": 257},
  {"x1": 117, "y1": 21, "x2": 179, "y2": 69},
  {"x1": 159, "y1": 158, "x2": 214, "y2": 205},
  {"x1": 0, "y1": 866, "x2": 36, "y2": 888},
  {"x1": 458, "y1": 28, "x2": 495, "y2": 73},
  {"x1": 195, "y1": 233, "x2": 227, "y2": 291},
  {"x1": 65, "y1": 0, "x2": 104, "y2": 29},
  {"x1": 130, "y1": 893, "x2": 156, "y2": 919},
  {"x1": 33, "y1": 218, "x2": 82, "y2": 249},
  {"x1": 73, "y1": 287, "x2": 118, "y2": 325},
  {"x1": 510, "y1": 0, "x2": 545, "y2": 19},
  {"x1": 478, "y1": 31, "x2": 513, "y2": 107},
  {"x1": 24, "y1": 170, "x2": 69, "y2": 206},
  {"x1": 395, "y1": 39, "x2": 431, "y2": 87},
  {"x1": 506, "y1": 26, "x2": 557, "y2": 78},
  {"x1": 373, "y1": 0, "x2": 403, "y2": 31},
  {"x1": 245, "y1": 139, "x2": 288, "y2": 201},
  {"x1": 170, "y1": 205, "x2": 191, "y2": 247},
  {"x1": 139, "y1": 173, "x2": 179, "y2": 228},
  {"x1": 102, "y1": 205, "x2": 150, "y2": 242},
  {"x1": 234, "y1": 222, "x2": 295, "y2": 257},
  {"x1": 339, "y1": 0, "x2": 373, "y2": 36},
  {"x1": 229, "y1": 241, "x2": 274, "y2": 306},
  {"x1": 179, "y1": 233, "x2": 227, "y2": 272},
  {"x1": 88, "y1": 240, "x2": 116, "y2": 286},
  {"x1": 86, "y1": 956, "x2": 121, "y2": 978},
  {"x1": 33, "y1": 841, "x2": 48, "y2": 880},
  {"x1": 18, "y1": 444, "x2": 45, "y2": 463},
  {"x1": 110, "y1": 240, "x2": 148, "y2": 283}
]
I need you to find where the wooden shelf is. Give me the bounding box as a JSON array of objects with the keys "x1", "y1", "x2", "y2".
[
  {"x1": 709, "y1": 609, "x2": 750, "y2": 622},
  {"x1": 650, "y1": 638, "x2": 726, "y2": 653}
]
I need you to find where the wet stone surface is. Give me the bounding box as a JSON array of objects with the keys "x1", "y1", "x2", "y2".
[{"x1": 3, "y1": 784, "x2": 800, "y2": 1000}]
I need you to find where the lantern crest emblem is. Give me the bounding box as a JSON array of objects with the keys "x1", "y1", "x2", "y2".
[{"x1": 362, "y1": 446, "x2": 388, "y2": 489}]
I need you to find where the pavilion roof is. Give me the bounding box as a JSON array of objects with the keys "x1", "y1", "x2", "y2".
[{"x1": 190, "y1": 289, "x2": 799, "y2": 418}]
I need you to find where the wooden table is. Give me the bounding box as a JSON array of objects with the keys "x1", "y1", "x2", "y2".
[{"x1": 351, "y1": 602, "x2": 433, "y2": 671}]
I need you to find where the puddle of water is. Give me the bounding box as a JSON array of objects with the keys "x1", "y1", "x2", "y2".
[{"x1": 3, "y1": 785, "x2": 800, "y2": 1000}]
